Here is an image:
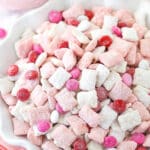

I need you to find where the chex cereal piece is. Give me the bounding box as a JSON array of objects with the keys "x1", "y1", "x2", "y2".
[
  {"x1": 80, "y1": 69, "x2": 97, "y2": 91},
  {"x1": 42, "y1": 141, "x2": 61, "y2": 150},
  {"x1": 77, "y1": 90, "x2": 98, "y2": 108},
  {"x1": 118, "y1": 141, "x2": 137, "y2": 150},
  {"x1": 87, "y1": 141, "x2": 103, "y2": 150},
  {"x1": 66, "y1": 115, "x2": 89, "y2": 136},
  {"x1": 118, "y1": 108, "x2": 141, "y2": 131},
  {"x1": 99, "y1": 105, "x2": 117, "y2": 129},
  {"x1": 55, "y1": 88, "x2": 77, "y2": 111},
  {"x1": 48, "y1": 67, "x2": 71, "y2": 89}
]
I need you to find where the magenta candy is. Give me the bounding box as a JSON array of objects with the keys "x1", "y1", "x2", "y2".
[
  {"x1": 37, "y1": 120, "x2": 51, "y2": 132},
  {"x1": 122, "y1": 73, "x2": 132, "y2": 86},
  {"x1": 33, "y1": 44, "x2": 43, "y2": 54},
  {"x1": 70, "y1": 67, "x2": 81, "y2": 79},
  {"x1": 0, "y1": 28, "x2": 6, "y2": 39},
  {"x1": 55, "y1": 103, "x2": 65, "y2": 114},
  {"x1": 48, "y1": 10, "x2": 63, "y2": 23},
  {"x1": 130, "y1": 133, "x2": 145, "y2": 144},
  {"x1": 103, "y1": 136, "x2": 117, "y2": 148},
  {"x1": 112, "y1": 26, "x2": 122, "y2": 37},
  {"x1": 66, "y1": 79, "x2": 79, "y2": 91}
]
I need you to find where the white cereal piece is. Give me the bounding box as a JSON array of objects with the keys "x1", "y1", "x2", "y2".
[
  {"x1": 104, "y1": 71, "x2": 121, "y2": 91},
  {"x1": 77, "y1": 20, "x2": 91, "y2": 32},
  {"x1": 144, "y1": 30, "x2": 150, "y2": 38},
  {"x1": 109, "y1": 122, "x2": 125, "y2": 143},
  {"x1": 111, "y1": 61, "x2": 127, "y2": 73},
  {"x1": 48, "y1": 67, "x2": 71, "y2": 89},
  {"x1": 103, "y1": 15, "x2": 118, "y2": 29},
  {"x1": 118, "y1": 108, "x2": 141, "y2": 131},
  {"x1": 72, "y1": 29, "x2": 90, "y2": 44},
  {"x1": 99, "y1": 105, "x2": 117, "y2": 129},
  {"x1": 93, "y1": 46, "x2": 105, "y2": 61},
  {"x1": 80, "y1": 69, "x2": 97, "y2": 91},
  {"x1": 45, "y1": 24, "x2": 57, "y2": 38},
  {"x1": 77, "y1": 90, "x2": 98, "y2": 108},
  {"x1": 90, "y1": 29, "x2": 113, "y2": 40},
  {"x1": 87, "y1": 141, "x2": 103, "y2": 150},
  {"x1": 138, "y1": 59, "x2": 149, "y2": 69},
  {"x1": 41, "y1": 78, "x2": 52, "y2": 93},
  {"x1": 35, "y1": 52, "x2": 47, "y2": 67},
  {"x1": 0, "y1": 77, "x2": 14, "y2": 94},
  {"x1": 101, "y1": 99, "x2": 111, "y2": 107},
  {"x1": 133, "y1": 68, "x2": 150, "y2": 88},
  {"x1": 96, "y1": 64, "x2": 110, "y2": 87},
  {"x1": 50, "y1": 110, "x2": 59, "y2": 124},
  {"x1": 50, "y1": 57, "x2": 64, "y2": 67},
  {"x1": 122, "y1": 27, "x2": 139, "y2": 41},
  {"x1": 62, "y1": 50, "x2": 77, "y2": 71},
  {"x1": 133, "y1": 85, "x2": 150, "y2": 107},
  {"x1": 77, "y1": 15, "x2": 89, "y2": 21}
]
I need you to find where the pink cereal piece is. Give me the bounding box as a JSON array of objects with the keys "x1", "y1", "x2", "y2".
[
  {"x1": 132, "y1": 102, "x2": 150, "y2": 121},
  {"x1": 31, "y1": 85, "x2": 48, "y2": 106},
  {"x1": 78, "y1": 52, "x2": 94, "y2": 70},
  {"x1": 2, "y1": 94, "x2": 17, "y2": 106},
  {"x1": 12, "y1": 118, "x2": 30, "y2": 136},
  {"x1": 51, "y1": 125, "x2": 76, "y2": 149},
  {"x1": 48, "y1": 96, "x2": 56, "y2": 111},
  {"x1": 115, "y1": 9, "x2": 135, "y2": 27},
  {"x1": 48, "y1": 10, "x2": 62, "y2": 23},
  {"x1": 85, "y1": 39, "x2": 97, "y2": 52},
  {"x1": 112, "y1": 26, "x2": 122, "y2": 37},
  {"x1": 122, "y1": 73, "x2": 132, "y2": 86},
  {"x1": 109, "y1": 80, "x2": 132, "y2": 101},
  {"x1": 0, "y1": 28, "x2": 6, "y2": 39},
  {"x1": 103, "y1": 136, "x2": 117, "y2": 148},
  {"x1": 130, "y1": 133, "x2": 145, "y2": 144},
  {"x1": 143, "y1": 134, "x2": 150, "y2": 147},
  {"x1": 54, "y1": 48, "x2": 68, "y2": 59},
  {"x1": 67, "y1": 115, "x2": 89, "y2": 136},
  {"x1": 37, "y1": 120, "x2": 51, "y2": 132},
  {"x1": 109, "y1": 37, "x2": 133, "y2": 57},
  {"x1": 33, "y1": 44, "x2": 43, "y2": 54},
  {"x1": 135, "y1": 52, "x2": 144, "y2": 66},
  {"x1": 70, "y1": 67, "x2": 81, "y2": 79},
  {"x1": 132, "y1": 121, "x2": 150, "y2": 134},
  {"x1": 55, "y1": 88, "x2": 77, "y2": 111},
  {"x1": 62, "y1": 4, "x2": 84, "y2": 20},
  {"x1": 79, "y1": 105, "x2": 100, "y2": 127},
  {"x1": 27, "y1": 106, "x2": 50, "y2": 125},
  {"x1": 42, "y1": 141, "x2": 61, "y2": 150},
  {"x1": 88, "y1": 127, "x2": 108, "y2": 144},
  {"x1": 15, "y1": 37, "x2": 33, "y2": 58},
  {"x1": 66, "y1": 79, "x2": 79, "y2": 91},
  {"x1": 140, "y1": 39, "x2": 150, "y2": 58},
  {"x1": 55, "y1": 103, "x2": 66, "y2": 114},
  {"x1": 127, "y1": 94, "x2": 138, "y2": 103},
  {"x1": 118, "y1": 141, "x2": 137, "y2": 150},
  {"x1": 27, "y1": 128, "x2": 43, "y2": 146},
  {"x1": 99, "y1": 51, "x2": 124, "y2": 67},
  {"x1": 40, "y1": 62, "x2": 56, "y2": 78}
]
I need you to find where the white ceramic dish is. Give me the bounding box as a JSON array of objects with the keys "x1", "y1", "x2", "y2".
[{"x1": 0, "y1": 0, "x2": 150, "y2": 150}]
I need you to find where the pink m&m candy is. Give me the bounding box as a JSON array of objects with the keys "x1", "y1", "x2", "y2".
[
  {"x1": 130, "y1": 133, "x2": 145, "y2": 144},
  {"x1": 103, "y1": 136, "x2": 117, "y2": 148},
  {"x1": 33, "y1": 44, "x2": 43, "y2": 54},
  {"x1": 70, "y1": 67, "x2": 81, "y2": 79},
  {"x1": 66, "y1": 79, "x2": 79, "y2": 91},
  {"x1": 122, "y1": 73, "x2": 132, "y2": 86},
  {"x1": 37, "y1": 120, "x2": 51, "y2": 132},
  {"x1": 112, "y1": 26, "x2": 122, "y2": 37},
  {"x1": 48, "y1": 10, "x2": 63, "y2": 23},
  {"x1": 0, "y1": 28, "x2": 7, "y2": 39}
]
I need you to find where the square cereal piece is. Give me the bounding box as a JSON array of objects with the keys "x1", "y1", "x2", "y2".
[
  {"x1": 99, "y1": 105, "x2": 117, "y2": 129},
  {"x1": 55, "y1": 88, "x2": 77, "y2": 111},
  {"x1": 80, "y1": 69, "x2": 97, "y2": 91},
  {"x1": 109, "y1": 80, "x2": 132, "y2": 101},
  {"x1": 42, "y1": 141, "x2": 61, "y2": 150},
  {"x1": 143, "y1": 134, "x2": 150, "y2": 147},
  {"x1": 121, "y1": 27, "x2": 139, "y2": 41},
  {"x1": 12, "y1": 118, "x2": 30, "y2": 136},
  {"x1": 51, "y1": 125, "x2": 76, "y2": 149},
  {"x1": 27, "y1": 106, "x2": 50, "y2": 125},
  {"x1": 118, "y1": 108, "x2": 141, "y2": 131},
  {"x1": 118, "y1": 141, "x2": 137, "y2": 150},
  {"x1": 79, "y1": 105, "x2": 100, "y2": 127},
  {"x1": 48, "y1": 67, "x2": 71, "y2": 89},
  {"x1": 66, "y1": 115, "x2": 89, "y2": 136},
  {"x1": 140, "y1": 39, "x2": 150, "y2": 57},
  {"x1": 88, "y1": 127, "x2": 108, "y2": 144},
  {"x1": 31, "y1": 85, "x2": 48, "y2": 106},
  {"x1": 87, "y1": 141, "x2": 103, "y2": 150}
]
